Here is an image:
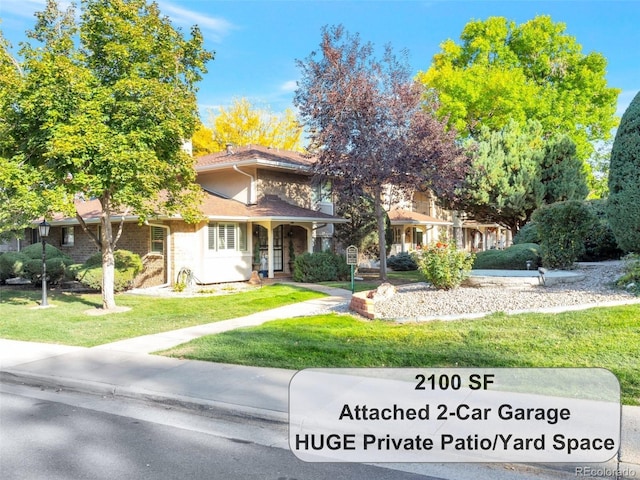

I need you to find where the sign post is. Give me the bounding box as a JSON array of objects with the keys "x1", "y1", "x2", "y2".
[{"x1": 346, "y1": 245, "x2": 358, "y2": 293}]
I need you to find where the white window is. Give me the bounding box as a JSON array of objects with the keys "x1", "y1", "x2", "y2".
[
  {"x1": 218, "y1": 223, "x2": 236, "y2": 250},
  {"x1": 208, "y1": 223, "x2": 248, "y2": 252},
  {"x1": 312, "y1": 181, "x2": 332, "y2": 204},
  {"x1": 150, "y1": 226, "x2": 164, "y2": 254},
  {"x1": 62, "y1": 226, "x2": 74, "y2": 246}
]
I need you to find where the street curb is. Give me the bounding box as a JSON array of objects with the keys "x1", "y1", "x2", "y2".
[
  {"x1": 3, "y1": 370, "x2": 639, "y2": 479},
  {"x1": 0, "y1": 370, "x2": 288, "y2": 426}
]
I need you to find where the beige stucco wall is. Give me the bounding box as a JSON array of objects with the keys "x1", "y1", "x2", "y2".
[
  {"x1": 197, "y1": 169, "x2": 252, "y2": 203},
  {"x1": 166, "y1": 220, "x2": 202, "y2": 284}
]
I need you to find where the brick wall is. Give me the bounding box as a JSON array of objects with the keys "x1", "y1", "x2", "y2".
[
  {"x1": 349, "y1": 291, "x2": 376, "y2": 319},
  {"x1": 26, "y1": 222, "x2": 167, "y2": 288}
]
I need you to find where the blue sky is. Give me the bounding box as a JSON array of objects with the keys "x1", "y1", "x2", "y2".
[{"x1": 1, "y1": 0, "x2": 639, "y2": 123}]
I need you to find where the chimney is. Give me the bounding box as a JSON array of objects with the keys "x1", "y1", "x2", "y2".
[{"x1": 226, "y1": 143, "x2": 234, "y2": 155}]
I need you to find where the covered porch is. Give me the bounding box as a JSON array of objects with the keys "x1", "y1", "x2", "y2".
[
  {"x1": 387, "y1": 209, "x2": 453, "y2": 255},
  {"x1": 194, "y1": 192, "x2": 347, "y2": 283},
  {"x1": 461, "y1": 220, "x2": 512, "y2": 252}
]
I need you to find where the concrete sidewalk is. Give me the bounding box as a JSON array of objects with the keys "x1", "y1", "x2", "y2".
[
  {"x1": 1, "y1": 284, "x2": 639, "y2": 478},
  {"x1": 0, "y1": 285, "x2": 352, "y2": 421}
]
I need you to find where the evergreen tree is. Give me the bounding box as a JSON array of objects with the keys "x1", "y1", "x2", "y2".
[
  {"x1": 454, "y1": 120, "x2": 588, "y2": 236},
  {"x1": 607, "y1": 91, "x2": 640, "y2": 252},
  {"x1": 541, "y1": 134, "x2": 589, "y2": 204}
]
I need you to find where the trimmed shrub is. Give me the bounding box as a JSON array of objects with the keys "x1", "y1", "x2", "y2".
[
  {"x1": 0, "y1": 251, "x2": 29, "y2": 282},
  {"x1": 580, "y1": 199, "x2": 623, "y2": 261},
  {"x1": 293, "y1": 252, "x2": 349, "y2": 283},
  {"x1": 512, "y1": 222, "x2": 540, "y2": 245},
  {"x1": 387, "y1": 252, "x2": 418, "y2": 271},
  {"x1": 83, "y1": 250, "x2": 143, "y2": 272},
  {"x1": 607, "y1": 90, "x2": 640, "y2": 253},
  {"x1": 473, "y1": 243, "x2": 542, "y2": 270},
  {"x1": 533, "y1": 200, "x2": 596, "y2": 269},
  {"x1": 413, "y1": 241, "x2": 474, "y2": 290},
  {"x1": 17, "y1": 243, "x2": 74, "y2": 285},
  {"x1": 74, "y1": 249, "x2": 143, "y2": 292},
  {"x1": 23, "y1": 257, "x2": 74, "y2": 285}
]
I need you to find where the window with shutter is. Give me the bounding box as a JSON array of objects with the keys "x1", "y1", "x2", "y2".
[
  {"x1": 208, "y1": 223, "x2": 216, "y2": 250},
  {"x1": 151, "y1": 226, "x2": 164, "y2": 254}
]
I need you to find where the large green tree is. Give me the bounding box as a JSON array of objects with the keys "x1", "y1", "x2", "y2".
[
  {"x1": 456, "y1": 120, "x2": 588, "y2": 236},
  {"x1": 7, "y1": 0, "x2": 212, "y2": 309},
  {"x1": 607, "y1": 91, "x2": 640, "y2": 253},
  {"x1": 418, "y1": 15, "x2": 620, "y2": 164}
]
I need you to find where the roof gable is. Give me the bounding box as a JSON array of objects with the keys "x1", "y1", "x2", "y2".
[{"x1": 196, "y1": 145, "x2": 316, "y2": 172}]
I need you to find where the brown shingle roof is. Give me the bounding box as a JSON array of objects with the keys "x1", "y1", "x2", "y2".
[
  {"x1": 388, "y1": 209, "x2": 452, "y2": 226},
  {"x1": 202, "y1": 192, "x2": 345, "y2": 222},
  {"x1": 196, "y1": 144, "x2": 316, "y2": 171}
]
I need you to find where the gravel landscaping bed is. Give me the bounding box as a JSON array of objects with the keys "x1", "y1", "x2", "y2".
[{"x1": 373, "y1": 261, "x2": 639, "y2": 321}]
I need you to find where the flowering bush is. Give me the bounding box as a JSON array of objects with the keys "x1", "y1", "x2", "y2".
[{"x1": 412, "y1": 241, "x2": 475, "y2": 290}]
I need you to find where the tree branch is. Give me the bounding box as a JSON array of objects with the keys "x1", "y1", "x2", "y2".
[{"x1": 75, "y1": 212, "x2": 101, "y2": 249}]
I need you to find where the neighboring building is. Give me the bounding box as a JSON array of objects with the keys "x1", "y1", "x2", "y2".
[
  {"x1": 386, "y1": 190, "x2": 511, "y2": 254},
  {"x1": 19, "y1": 145, "x2": 346, "y2": 287},
  {"x1": 387, "y1": 190, "x2": 453, "y2": 254}
]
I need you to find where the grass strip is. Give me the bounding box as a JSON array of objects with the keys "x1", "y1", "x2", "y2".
[
  {"x1": 159, "y1": 305, "x2": 640, "y2": 405},
  {"x1": 0, "y1": 284, "x2": 325, "y2": 347}
]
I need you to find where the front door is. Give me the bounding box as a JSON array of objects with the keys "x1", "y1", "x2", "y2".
[
  {"x1": 272, "y1": 225, "x2": 283, "y2": 271},
  {"x1": 258, "y1": 225, "x2": 284, "y2": 272}
]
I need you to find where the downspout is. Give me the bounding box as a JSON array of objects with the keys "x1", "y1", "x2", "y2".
[
  {"x1": 233, "y1": 165, "x2": 257, "y2": 205},
  {"x1": 148, "y1": 223, "x2": 171, "y2": 287}
]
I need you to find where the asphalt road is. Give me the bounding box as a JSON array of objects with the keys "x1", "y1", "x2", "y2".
[{"x1": 0, "y1": 384, "x2": 439, "y2": 480}]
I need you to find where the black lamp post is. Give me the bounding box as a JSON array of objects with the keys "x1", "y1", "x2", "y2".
[{"x1": 38, "y1": 220, "x2": 51, "y2": 307}]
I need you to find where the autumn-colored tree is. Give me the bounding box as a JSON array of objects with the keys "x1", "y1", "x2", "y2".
[
  {"x1": 207, "y1": 98, "x2": 304, "y2": 152},
  {"x1": 7, "y1": 0, "x2": 212, "y2": 309},
  {"x1": 295, "y1": 25, "x2": 467, "y2": 279},
  {"x1": 418, "y1": 15, "x2": 619, "y2": 163},
  {"x1": 192, "y1": 123, "x2": 216, "y2": 156}
]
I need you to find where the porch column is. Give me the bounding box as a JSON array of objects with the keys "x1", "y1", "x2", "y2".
[
  {"x1": 267, "y1": 222, "x2": 274, "y2": 278},
  {"x1": 401, "y1": 226, "x2": 406, "y2": 253},
  {"x1": 306, "y1": 226, "x2": 313, "y2": 253}
]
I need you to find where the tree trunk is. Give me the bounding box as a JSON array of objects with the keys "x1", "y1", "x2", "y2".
[
  {"x1": 101, "y1": 203, "x2": 117, "y2": 310},
  {"x1": 374, "y1": 186, "x2": 388, "y2": 281}
]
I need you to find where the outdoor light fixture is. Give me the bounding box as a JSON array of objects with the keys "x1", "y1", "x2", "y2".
[
  {"x1": 38, "y1": 220, "x2": 51, "y2": 308},
  {"x1": 526, "y1": 260, "x2": 532, "y2": 270}
]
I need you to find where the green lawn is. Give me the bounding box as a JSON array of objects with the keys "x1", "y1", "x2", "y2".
[
  {"x1": 159, "y1": 305, "x2": 640, "y2": 405},
  {"x1": 321, "y1": 269, "x2": 424, "y2": 292},
  {"x1": 0, "y1": 284, "x2": 325, "y2": 347}
]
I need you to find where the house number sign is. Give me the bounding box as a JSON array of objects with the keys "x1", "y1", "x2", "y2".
[{"x1": 346, "y1": 245, "x2": 358, "y2": 265}]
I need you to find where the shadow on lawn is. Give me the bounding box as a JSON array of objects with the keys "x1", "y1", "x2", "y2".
[{"x1": 0, "y1": 284, "x2": 101, "y2": 309}]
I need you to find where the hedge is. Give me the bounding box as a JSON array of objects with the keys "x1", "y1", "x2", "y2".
[
  {"x1": 74, "y1": 250, "x2": 143, "y2": 292},
  {"x1": 387, "y1": 252, "x2": 418, "y2": 271},
  {"x1": 0, "y1": 244, "x2": 74, "y2": 285},
  {"x1": 293, "y1": 252, "x2": 349, "y2": 283},
  {"x1": 533, "y1": 200, "x2": 595, "y2": 269},
  {"x1": 473, "y1": 243, "x2": 542, "y2": 270}
]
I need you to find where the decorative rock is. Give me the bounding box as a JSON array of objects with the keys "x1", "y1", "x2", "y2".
[
  {"x1": 374, "y1": 262, "x2": 635, "y2": 321},
  {"x1": 367, "y1": 282, "x2": 397, "y2": 302},
  {"x1": 248, "y1": 270, "x2": 262, "y2": 286}
]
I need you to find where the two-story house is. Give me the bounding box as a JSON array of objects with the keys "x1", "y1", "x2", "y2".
[
  {"x1": 386, "y1": 189, "x2": 511, "y2": 255},
  {"x1": 21, "y1": 145, "x2": 346, "y2": 287}
]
